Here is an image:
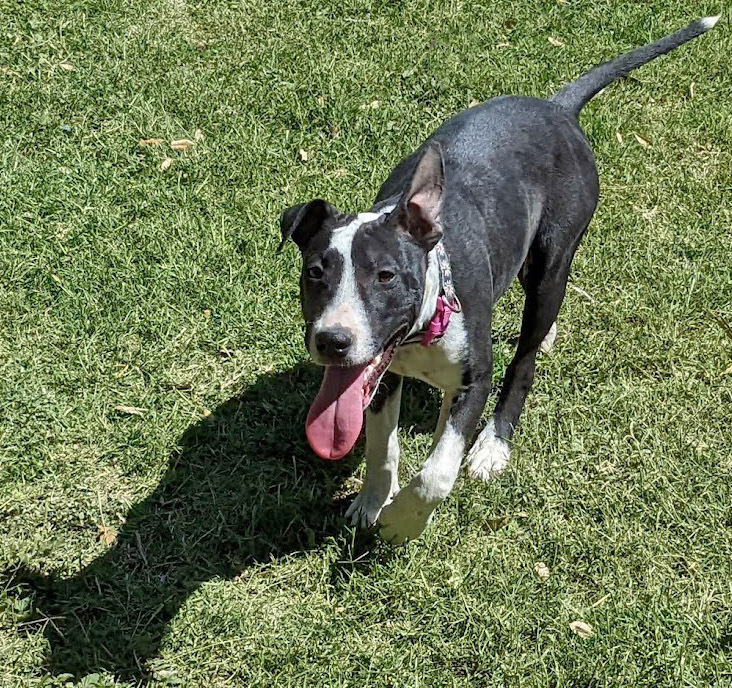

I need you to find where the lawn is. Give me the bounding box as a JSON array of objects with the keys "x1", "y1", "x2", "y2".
[{"x1": 1, "y1": 0, "x2": 730, "y2": 685}]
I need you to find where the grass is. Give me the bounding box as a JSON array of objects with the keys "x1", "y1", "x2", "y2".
[{"x1": 0, "y1": 0, "x2": 730, "y2": 685}]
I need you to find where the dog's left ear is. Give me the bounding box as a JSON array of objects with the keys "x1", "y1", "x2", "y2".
[
  {"x1": 397, "y1": 142, "x2": 445, "y2": 250},
  {"x1": 278, "y1": 199, "x2": 336, "y2": 252}
]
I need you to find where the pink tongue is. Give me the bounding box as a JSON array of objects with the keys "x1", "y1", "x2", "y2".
[{"x1": 306, "y1": 364, "x2": 368, "y2": 460}]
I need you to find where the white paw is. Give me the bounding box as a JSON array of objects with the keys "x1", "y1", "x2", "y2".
[
  {"x1": 345, "y1": 485, "x2": 397, "y2": 529},
  {"x1": 465, "y1": 421, "x2": 510, "y2": 483},
  {"x1": 377, "y1": 487, "x2": 433, "y2": 544},
  {"x1": 539, "y1": 322, "x2": 557, "y2": 354}
]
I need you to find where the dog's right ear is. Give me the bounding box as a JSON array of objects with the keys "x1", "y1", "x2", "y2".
[{"x1": 278, "y1": 199, "x2": 336, "y2": 252}]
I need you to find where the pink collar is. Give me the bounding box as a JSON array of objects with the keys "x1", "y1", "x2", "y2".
[{"x1": 420, "y1": 295, "x2": 460, "y2": 346}]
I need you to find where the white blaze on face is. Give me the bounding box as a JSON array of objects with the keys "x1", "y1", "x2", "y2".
[{"x1": 310, "y1": 206, "x2": 395, "y2": 364}]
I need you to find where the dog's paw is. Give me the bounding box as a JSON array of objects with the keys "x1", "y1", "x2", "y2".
[
  {"x1": 345, "y1": 486, "x2": 396, "y2": 529},
  {"x1": 539, "y1": 322, "x2": 557, "y2": 354},
  {"x1": 377, "y1": 488, "x2": 433, "y2": 544},
  {"x1": 465, "y1": 422, "x2": 510, "y2": 483}
]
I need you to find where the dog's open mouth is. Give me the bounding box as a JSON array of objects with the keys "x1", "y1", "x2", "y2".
[{"x1": 306, "y1": 328, "x2": 405, "y2": 460}]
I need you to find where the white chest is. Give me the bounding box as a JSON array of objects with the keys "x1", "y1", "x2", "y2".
[{"x1": 388, "y1": 312, "x2": 468, "y2": 391}]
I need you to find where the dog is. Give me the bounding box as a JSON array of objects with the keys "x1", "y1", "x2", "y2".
[{"x1": 278, "y1": 16, "x2": 719, "y2": 543}]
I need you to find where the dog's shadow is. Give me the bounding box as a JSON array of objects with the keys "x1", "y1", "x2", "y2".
[{"x1": 10, "y1": 364, "x2": 439, "y2": 681}]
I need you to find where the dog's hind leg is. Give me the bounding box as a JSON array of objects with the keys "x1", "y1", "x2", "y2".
[
  {"x1": 520, "y1": 261, "x2": 558, "y2": 354},
  {"x1": 466, "y1": 223, "x2": 587, "y2": 482},
  {"x1": 346, "y1": 372, "x2": 402, "y2": 528}
]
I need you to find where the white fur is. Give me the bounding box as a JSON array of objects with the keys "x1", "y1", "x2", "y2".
[
  {"x1": 700, "y1": 15, "x2": 720, "y2": 29},
  {"x1": 539, "y1": 321, "x2": 557, "y2": 354},
  {"x1": 310, "y1": 205, "x2": 395, "y2": 363},
  {"x1": 379, "y1": 421, "x2": 465, "y2": 543},
  {"x1": 465, "y1": 418, "x2": 510, "y2": 482},
  {"x1": 346, "y1": 380, "x2": 402, "y2": 527},
  {"x1": 389, "y1": 309, "x2": 468, "y2": 390}
]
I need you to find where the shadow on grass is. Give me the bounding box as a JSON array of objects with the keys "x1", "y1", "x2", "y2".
[{"x1": 10, "y1": 364, "x2": 439, "y2": 681}]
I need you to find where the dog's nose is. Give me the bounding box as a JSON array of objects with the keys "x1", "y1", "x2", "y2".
[{"x1": 315, "y1": 327, "x2": 354, "y2": 359}]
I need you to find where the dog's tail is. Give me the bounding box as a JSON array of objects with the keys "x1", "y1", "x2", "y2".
[{"x1": 552, "y1": 15, "x2": 720, "y2": 117}]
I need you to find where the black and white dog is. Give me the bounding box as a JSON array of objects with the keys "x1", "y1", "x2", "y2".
[{"x1": 279, "y1": 17, "x2": 719, "y2": 543}]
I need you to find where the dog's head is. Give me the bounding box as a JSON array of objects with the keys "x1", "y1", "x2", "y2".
[{"x1": 279, "y1": 144, "x2": 445, "y2": 459}]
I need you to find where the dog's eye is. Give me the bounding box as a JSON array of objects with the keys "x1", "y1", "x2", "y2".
[
  {"x1": 306, "y1": 266, "x2": 324, "y2": 280},
  {"x1": 378, "y1": 270, "x2": 395, "y2": 283}
]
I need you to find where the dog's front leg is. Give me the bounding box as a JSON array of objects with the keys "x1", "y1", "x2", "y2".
[
  {"x1": 345, "y1": 372, "x2": 402, "y2": 528},
  {"x1": 378, "y1": 372, "x2": 491, "y2": 544}
]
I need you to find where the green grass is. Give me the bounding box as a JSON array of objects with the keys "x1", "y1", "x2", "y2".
[{"x1": 1, "y1": 0, "x2": 731, "y2": 685}]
